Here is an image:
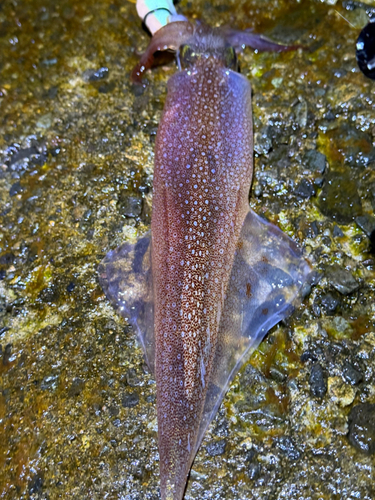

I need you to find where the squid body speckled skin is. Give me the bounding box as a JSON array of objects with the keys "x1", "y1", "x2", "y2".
[{"x1": 99, "y1": 21, "x2": 311, "y2": 500}]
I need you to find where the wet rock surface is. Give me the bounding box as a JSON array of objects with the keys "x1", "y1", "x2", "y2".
[
  {"x1": 0, "y1": 0, "x2": 375, "y2": 499},
  {"x1": 205, "y1": 439, "x2": 227, "y2": 457},
  {"x1": 348, "y1": 403, "x2": 375, "y2": 455},
  {"x1": 326, "y1": 264, "x2": 360, "y2": 295}
]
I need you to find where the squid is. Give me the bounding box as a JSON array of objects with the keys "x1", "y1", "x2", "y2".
[{"x1": 99, "y1": 20, "x2": 310, "y2": 500}]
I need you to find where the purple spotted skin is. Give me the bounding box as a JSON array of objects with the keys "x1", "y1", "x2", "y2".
[
  {"x1": 152, "y1": 52, "x2": 253, "y2": 498},
  {"x1": 100, "y1": 21, "x2": 310, "y2": 500}
]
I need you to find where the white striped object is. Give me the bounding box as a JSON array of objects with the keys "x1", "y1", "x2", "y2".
[{"x1": 136, "y1": 0, "x2": 187, "y2": 34}]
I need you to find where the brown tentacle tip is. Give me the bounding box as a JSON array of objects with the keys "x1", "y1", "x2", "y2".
[{"x1": 131, "y1": 62, "x2": 149, "y2": 85}]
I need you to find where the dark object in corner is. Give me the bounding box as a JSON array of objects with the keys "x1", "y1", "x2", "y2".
[
  {"x1": 356, "y1": 22, "x2": 375, "y2": 80},
  {"x1": 370, "y1": 229, "x2": 375, "y2": 254}
]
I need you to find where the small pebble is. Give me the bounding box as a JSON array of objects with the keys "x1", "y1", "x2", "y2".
[
  {"x1": 333, "y1": 225, "x2": 344, "y2": 237},
  {"x1": 206, "y1": 439, "x2": 227, "y2": 457},
  {"x1": 9, "y1": 181, "x2": 23, "y2": 197},
  {"x1": 68, "y1": 378, "x2": 85, "y2": 397},
  {"x1": 356, "y1": 214, "x2": 375, "y2": 237},
  {"x1": 122, "y1": 392, "x2": 140, "y2": 408},
  {"x1": 309, "y1": 363, "x2": 327, "y2": 398},
  {"x1": 109, "y1": 405, "x2": 119, "y2": 416},
  {"x1": 294, "y1": 179, "x2": 316, "y2": 199},
  {"x1": 342, "y1": 362, "x2": 363, "y2": 386},
  {"x1": 117, "y1": 190, "x2": 143, "y2": 218},
  {"x1": 348, "y1": 403, "x2": 375, "y2": 455},
  {"x1": 320, "y1": 292, "x2": 340, "y2": 315},
  {"x1": 326, "y1": 265, "x2": 359, "y2": 295},
  {"x1": 247, "y1": 462, "x2": 261, "y2": 480},
  {"x1": 28, "y1": 474, "x2": 43, "y2": 495},
  {"x1": 126, "y1": 368, "x2": 141, "y2": 387},
  {"x1": 304, "y1": 149, "x2": 327, "y2": 174},
  {"x1": 328, "y1": 376, "x2": 356, "y2": 407},
  {"x1": 82, "y1": 67, "x2": 109, "y2": 82},
  {"x1": 40, "y1": 374, "x2": 59, "y2": 391}
]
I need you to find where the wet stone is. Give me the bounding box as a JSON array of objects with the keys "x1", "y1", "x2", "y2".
[
  {"x1": 319, "y1": 292, "x2": 340, "y2": 316},
  {"x1": 9, "y1": 181, "x2": 23, "y2": 196},
  {"x1": 254, "y1": 127, "x2": 273, "y2": 155},
  {"x1": 330, "y1": 316, "x2": 353, "y2": 337},
  {"x1": 121, "y1": 392, "x2": 140, "y2": 408},
  {"x1": 323, "y1": 109, "x2": 335, "y2": 121},
  {"x1": 253, "y1": 184, "x2": 263, "y2": 197},
  {"x1": 146, "y1": 394, "x2": 156, "y2": 403},
  {"x1": 2, "y1": 344, "x2": 13, "y2": 366},
  {"x1": 131, "y1": 82, "x2": 146, "y2": 97},
  {"x1": 0, "y1": 252, "x2": 15, "y2": 266},
  {"x1": 40, "y1": 374, "x2": 59, "y2": 391},
  {"x1": 313, "y1": 280, "x2": 327, "y2": 309},
  {"x1": 117, "y1": 190, "x2": 143, "y2": 218},
  {"x1": 213, "y1": 414, "x2": 229, "y2": 437},
  {"x1": 109, "y1": 405, "x2": 119, "y2": 417},
  {"x1": 333, "y1": 225, "x2": 344, "y2": 238},
  {"x1": 99, "y1": 81, "x2": 116, "y2": 94},
  {"x1": 267, "y1": 145, "x2": 290, "y2": 172},
  {"x1": 68, "y1": 378, "x2": 85, "y2": 397},
  {"x1": 275, "y1": 436, "x2": 300, "y2": 460},
  {"x1": 314, "y1": 176, "x2": 325, "y2": 188},
  {"x1": 82, "y1": 67, "x2": 109, "y2": 82},
  {"x1": 6, "y1": 144, "x2": 47, "y2": 172},
  {"x1": 309, "y1": 363, "x2": 327, "y2": 398},
  {"x1": 342, "y1": 362, "x2": 363, "y2": 386},
  {"x1": 0, "y1": 327, "x2": 9, "y2": 337},
  {"x1": 206, "y1": 439, "x2": 227, "y2": 457},
  {"x1": 50, "y1": 146, "x2": 61, "y2": 157},
  {"x1": 300, "y1": 350, "x2": 318, "y2": 363},
  {"x1": 294, "y1": 98, "x2": 308, "y2": 128},
  {"x1": 294, "y1": 179, "x2": 316, "y2": 199},
  {"x1": 321, "y1": 235, "x2": 331, "y2": 247},
  {"x1": 241, "y1": 365, "x2": 268, "y2": 390},
  {"x1": 318, "y1": 169, "x2": 363, "y2": 224},
  {"x1": 328, "y1": 376, "x2": 356, "y2": 407},
  {"x1": 300, "y1": 280, "x2": 312, "y2": 299},
  {"x1": 326, "y1": 265, "x2": 359, "y2": 295},
  {"x1": 126, "y1": 368, "x2": 142, "y2": 387},
  {"x1": 269, "y1": 366, "x2": 287, "y2": 383},
  {"x1": 304, "y1": 149, "x2": 327, "y2": 174},
  {"x1": 47, "y1": 85, "x2": 59, "y2": 99},
  {"x1": 38, "y1": 285, "x2": 60, "y2": 303},
  {"x1": 331, "y1": 124, "x2": 375, "y2": 168},
  {"x1": 28, "y1": 474, "x2": 43, "y2": 495},
  {"x1": 348, "y1": 403, "x2": 375, "y2": 455},
  {"x1": 356, "y1": 214, "x2": 375, "y2": 237},
  {"x1": 309, "y1": 220, "x2": 319, "y2": 237},
  {"x1": 311, "y1": 245, "x2": 323, "y2": 274},
  {"x1": 112, "y1": 418, "x2": 121, "y2": 427},
  {"x1": 247, "y1": 463, "x2": 261, "y2": 481}
]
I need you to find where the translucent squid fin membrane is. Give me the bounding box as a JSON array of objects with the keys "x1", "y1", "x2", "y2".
[
  {"x1": 194, "y1": 208, "x2": 312, "y2": 455},
  {"x1": 98, "y1": 231, "x2": 155, "y2": 372}
]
